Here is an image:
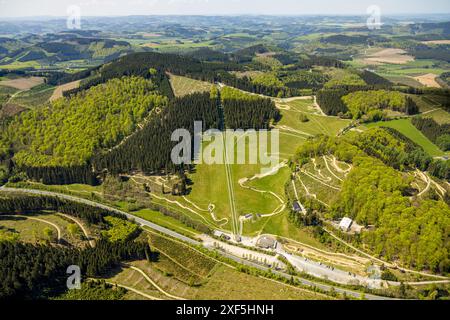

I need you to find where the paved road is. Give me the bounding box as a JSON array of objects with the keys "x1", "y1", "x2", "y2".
[
  {"x1": 237, "y1": 233, "x2": 383, "y2": 289},
  {"x1": 279, "y1": 249, "x2": 382, "y2": 289},
  {"x1": 217, "y1": 250, "x2": 393, "y2": 300},
  {"x1": 0, "y1": 187, "x2": 198, "y2": 245},
  {"x1": 0, "y1": 187, "x2": 394, "y2": 300}
]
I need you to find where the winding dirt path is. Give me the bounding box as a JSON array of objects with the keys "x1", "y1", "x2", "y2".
[
  {"x1": 149, "y1": 193, "x2": 222, "y2": 231},
  {"x1": 301, "y1": 170, "x2": 341, "y2": 191},
  {"x1": 128, "y1": 266, "x2": 186, "y2": 300},
  {"x1": 323, "y1": 156, "x2": 344, "y2": 182},
  {"x1": 417, "y1": 170, "x2": 431, "y2": 197},
  {"x1": 237, "y1": 162, "x2": 287, "y2": 218},
  {"x1": 17, "y1": 216, "x2": 62, "y2": 241},
  {"x1": 330, "y1": 156, "x2": 352, "y2": 174},
  {"x1": 130, "y1": 174, "x2": 228, "y2": 229},
  {"x1": 182, "y1": 196, "x2": 228, "y2": 226},
  {"x1": 295, "y1": 173, "x2": 330, "y2": 208},
  {"x1": 56, "y1": 213, "x2": 95, "y2": 247},
  {"x1": 104, "y1": 281, "x2": 163, "y2": 300},
  {"x1": 323, "y1": 227, "x2": 449, "y2": 280}
]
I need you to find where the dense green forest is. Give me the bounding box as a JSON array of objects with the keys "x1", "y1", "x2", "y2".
[
  {"x1": 93, "y1": 92, "x2": 218, "y2": 174},
  {"x1": 0, "y1": 192, "x2": 154, "y2": 299},
  {"x1": 333, "y1": 155, "x2": 449, "y2": 272},
  {"x1": 93, "y1": 88, "x2": 279, "y2": 175},
  {"x1": 316, "y1": 88, "x2": 351, "y2": 116},
  {"x1": 0, "y1": 193, "x2": 126, "y2": 224},
  {"x1": 220, "y1": 86, "x2": 280, "y2": 129},
  {"x1": 223, "y1": 98, "x2": 279, "y2": 130},
  {"x1": 2, "y1": 76, "x2": 167, "y2": 168},
  {"x1": 317, "y1": 88, "x2": 419, "y2": 119},
  {"x1": 342, "y1": 90, "x2": 418, "y2": 120},
  {"x1": 0, "y1": 239, "x2": 152, "y2": 299},
  {"x1": 353, "y1": 127, "x2": 449, "y2": 180},
  {"x1": 294, "y1": 135, "x2": 450, "y2": 272}
]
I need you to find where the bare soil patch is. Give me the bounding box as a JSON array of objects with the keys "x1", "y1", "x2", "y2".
[
  {"x1": 230, "y1": 70, "x2": 264, "y2": 79},
  {"x1": 50, "y1": 80, "x2": 80, "y2": 101},
  {"x1": 256, "y1": 51, "x2": 277, "y2": 57},
  {"x1": 0, "y1": 77, "x2": 44, "y2": 90},
  {"x1": 141, "y1": 43, "x2": 159, "y2": 48},
  {"x1": 142, "y1": 33, "x2": 162, "y2": 37},
  {"x1": 413, "y1": 73, "x2": 442, "y2": 88},
  {"x1": 363, "y1": 48, "x2": 414, "y2": 65},
  {"x1": 421, "y1": 40, "x2": 450, "y2": 45}
]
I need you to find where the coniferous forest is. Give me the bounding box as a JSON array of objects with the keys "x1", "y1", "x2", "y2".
[{"x1": 0, "y1": 193, "x2": 153, "y2": 299}]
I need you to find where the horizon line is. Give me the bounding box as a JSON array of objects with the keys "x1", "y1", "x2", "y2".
[{"x1": 1, "y1": 12, "x2": 450, "y2": 19}]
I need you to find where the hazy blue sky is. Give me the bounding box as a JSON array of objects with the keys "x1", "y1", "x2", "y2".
[{"x1": 0, "y1": 0, "x2": 449, "y2": 17}]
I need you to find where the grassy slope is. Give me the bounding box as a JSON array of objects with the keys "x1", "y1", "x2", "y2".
[
  {"x1": 107, "y1": 231, "x2": 329, "y2": 300},
  {"x1": 0, "y1": 212, "x2": 89, "y2": 247},
  {"x1": 366, "y1": 119, "x2": 446, "y2": 157},
  {"x1": 169, "y1": 74, "x2": 213, "y2": 97},
  {"x1": 9, "y1": 84, "x2": 55, "y2": 108},
  {"x1": 183, "y1": 97, "x2": 350, "y2": 234},
  {"x1": 423, "y1": 109, "x2": 450, "y2": 125},
  {"x1": 0, "y1": 85, "x2": 18, "y2": 105}
]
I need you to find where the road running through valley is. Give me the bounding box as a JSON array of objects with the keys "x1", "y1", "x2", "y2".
[{"x1": 0, "y1": 186, "x2": 398, "y2": 300}]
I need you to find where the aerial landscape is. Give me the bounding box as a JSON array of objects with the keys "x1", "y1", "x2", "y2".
[{"x1": 0, "y1": 0, "x2": 449, "y2": 307}]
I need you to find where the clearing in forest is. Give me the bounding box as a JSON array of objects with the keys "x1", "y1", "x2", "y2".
[
  {"x1": 168, "y1": 74, "x2": 213, "y2": 97},
  {"x1": 50, "y1": 80, "x2": 81, "y2": 101}
]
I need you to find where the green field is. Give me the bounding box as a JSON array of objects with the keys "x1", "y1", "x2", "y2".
[
  {"x1": 9, "y1": 84, "x2": 55, "y2": 108},
  {"x1": 410, "y1": 94, "x2": 450, "y2": 124},
  {"x1": 375, "y1": 59, "x2": 450, "y2": 77},
  {"x1": 132, "y1": 209, "x2": 201, "y2": 237},
  {"x1": 177, "y1": 96, "x2": 350, "y2": 236},
  {"x1": 366, "y1": 119, "x2": 446, "y2": 157},
  {"x1": 0, "y1": 212, "x2": 89, "y2": 246},
  {"x1": 0, "y1": 59, "x2": 41, "y2": 70},
  {"x1": 0, "y1": 215, "x2": 52, "y2": 243}
]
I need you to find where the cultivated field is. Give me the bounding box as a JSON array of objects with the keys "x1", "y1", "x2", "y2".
[
  {"x1": 0, "y1": 76, "x2": 44, "y2": 90},
  {"x1": 363, "y1": 48, "x2": 415, "y2": 65},
  {"x1": 413, "y1": 73, "x2": 442, "y2": 88},
  {"x1": 421, "y1": 40, "x2": 450, "y2": 45}
]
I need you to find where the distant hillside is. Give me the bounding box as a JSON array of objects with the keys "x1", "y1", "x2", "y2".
[{"x1": 0, "y1": 33, "x2": 134, "y2": 69}]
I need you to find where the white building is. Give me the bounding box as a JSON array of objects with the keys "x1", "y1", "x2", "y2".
[{"x1": 339, "y1": 217, "x2": 353, "y2": 232}]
